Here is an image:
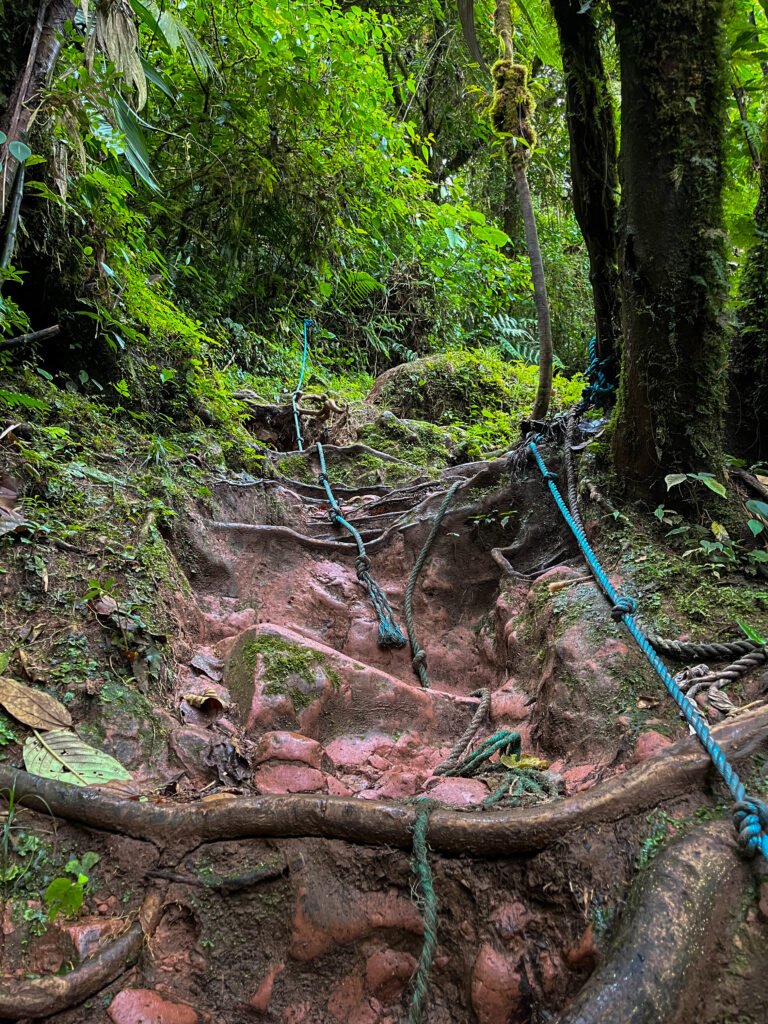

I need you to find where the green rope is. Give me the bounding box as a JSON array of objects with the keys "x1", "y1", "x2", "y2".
[
  {"x1": 404, "y1": 481, "x2": 463, "y2": 688},
  {"x1": 317, "y1": 442, "x2": 407, "y2": 648},
  {"x1": 291, "y1": 318, "x2": 314, "y2": 452},
  {"x1": 407, "y1": 797, "x2": 439, "y2": 1024},
  {"x1": 441, "y1": 729, "x2": 521, "y2": 776}
]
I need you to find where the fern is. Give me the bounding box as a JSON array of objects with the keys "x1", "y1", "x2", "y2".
[
  {"x1": 337, "y1": 270, "x2": 384, "y2": 306},
  {"x1": 0, "y1": 390, "x2": 49, "y2": 411}
]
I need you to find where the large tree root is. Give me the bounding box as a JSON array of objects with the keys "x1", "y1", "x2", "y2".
[
  {"x1": 555, "y1": 822, "x2": 751, "y2": 1024},
  {"x1": 0, "y1": 887, "x2": 165, "y2": 1020},
  {"x1": 1, "y1": 707, "x2": 766, "y2": 856}
]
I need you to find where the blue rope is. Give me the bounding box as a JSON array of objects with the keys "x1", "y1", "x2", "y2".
[
  {"x1": 291, "y1": 318, "x2": 314, "y2": 452},
  {"x1": 317, "y1": 442, "x2": 407, "y2": 649},
  {"x1": 576, "y1": 335, "x2": 615, "y2": 413},
  {"x1": 528, "y1": 437, "x2": 768, "y2": 859}
]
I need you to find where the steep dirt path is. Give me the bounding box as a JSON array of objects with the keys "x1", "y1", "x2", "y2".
[{"x1": 4, "y1": 435, "x2": 768, "y2": 1024}]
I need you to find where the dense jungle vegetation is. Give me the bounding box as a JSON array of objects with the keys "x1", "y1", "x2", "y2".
[{"x1": 0, "y1": 0, "x2": 767, "y2": 494}]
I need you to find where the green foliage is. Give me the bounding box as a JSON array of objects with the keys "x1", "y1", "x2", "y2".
[{"x1": 44, "y1": 852, "x2": 99, "y2": 922}]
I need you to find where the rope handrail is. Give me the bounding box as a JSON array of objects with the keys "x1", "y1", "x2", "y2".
[
  {"x1": 291, "y1": 317, "x2": 314, "y2": 452},
  {"x1": 528, "y1": 436, "x2": 768, "y2": 859},
  {"x1": 317, "y1": 442, "x2": 406, "y2": 648}
]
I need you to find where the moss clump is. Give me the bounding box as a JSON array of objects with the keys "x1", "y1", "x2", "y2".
[
  {"x1": 275, "y1": 453, "x2": 316, "y2": 483},
  {"x1": 232, "y1": 632, "x2": 338, "y2": 713},
  {"x1": 359, "y1": 414, "x2": 452, "y2": 473},
  {"x1": 374, "y1": 349, "x2": 583, "y2": 455},
  {"x1": 489, "y1": 59, "x2": 537, "y2": 164}
]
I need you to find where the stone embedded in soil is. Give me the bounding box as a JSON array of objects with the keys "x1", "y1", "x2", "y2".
[
  {"x1": 248, "y1": 962, "x2": 285, "y2": 1014},
  {"x1": 471, "y1": 943, "x2": 525, "y2": 1024},
  {"x1": 254, "y1": 762, "x2": 326, "y2": 794},
  {"x1": 290, "y1": 885, "x2": 423, "y2": 962},
  {"x1": 633, "y1": 729, "x2": 674, "y2": 762},
  {"x1": 63, "y1": 915, "x2": 123, "y2": 960},
  {"x1": 221, "y1": 623, "x2": 482, "y2": 744},
  {"x1": 365, "y1": 948, "x2": 417, "y2": 1002},
  {"x1": 425, "y1": 777, "x2": 489, "y2": 806},
  {"x1": 108, "y1": 989, "x2": 199, "y2": 1024},
  {"x1": 254, "y1": 730, "x2": 324, "y2": 769},
  {"x1": 326, "y1": 973, "x2": 386, "y2": 1023}
]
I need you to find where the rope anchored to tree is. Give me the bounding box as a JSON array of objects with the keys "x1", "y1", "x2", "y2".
[
  {"x1": 317, "y1": 442, "x2": 406, "y2": 648},
  {"x1": 528, "y1": 436, "x2": 768, "y2": 859}
]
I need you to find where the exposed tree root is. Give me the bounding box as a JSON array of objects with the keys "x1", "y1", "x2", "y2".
[
  {"x1": 0, "y1": 887, "x2": 165, "y2": 1021},
  {"x1": 555, "y1": 822, "x2": 751, "y2": 1024},
  {"x1": 1, "y1": 706, "x2": 766, "y2": 857}
]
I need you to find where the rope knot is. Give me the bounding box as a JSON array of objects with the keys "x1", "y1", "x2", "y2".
[
  {"x1": 733, "y1": 798, "x2": 768, "y2": 857},
  {"x1": 318, "y1": 472, "x2": 329, "y2": 484},
  {"x1": 355, "y1": 554, "x2": 371, "y2": 576},
  {"x1": 611, "y1": 596, "x2": 637, "y2": 620},
  {"x1": 542, "y1": 469, "x2": 558, "y2": 482},
  {"x1": 412, "y1": 650, "x2": 427, "y2": 669}
]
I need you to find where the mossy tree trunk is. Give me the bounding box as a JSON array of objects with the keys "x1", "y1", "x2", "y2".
[
  {"x1": 609, "y1": 0, "x2": 730, "y2": 488},
  {"x1": 0, "y1": 0, "x2": 74, "y2": 220},
  {"x1": 550, "y1": 0, "x2": 620, "y2": 371},
  {"x1": 731, "y1": 118, "x2": 768, "y2": 462},
  {"x1": 493, "y1": 0, "x2": 553, "y2": 421}
]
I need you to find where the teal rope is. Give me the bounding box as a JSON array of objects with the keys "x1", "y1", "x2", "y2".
[
  {"x1": 404, "y1": 481, "x2": 463, "y2": 688},
  {"x1": 407, "y1": 797, "x2": 438, "y2": 1024},
  {"x1": 317, "y1": 442, "x2": 406, "y2": 648},
  {"x1": 528, "y1": 437, "x2": 768, "y2": 859},
  {"x1": 291, "y1": 318, "x2": 314, "y2": 452},
  {"x1": 441, "y1": 729, "x2": 521, "y2": 777}
]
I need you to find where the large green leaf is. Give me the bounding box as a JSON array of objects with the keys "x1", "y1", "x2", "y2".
[
  {"x1": 109, "y1": 93, "x2": 159, "y2": 191},
  {"x1": 23, "y1": 729, "x2": 132, "y2": 787}
]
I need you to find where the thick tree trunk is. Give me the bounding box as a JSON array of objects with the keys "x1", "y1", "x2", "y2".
[
  {"x1": 731, "y1": 120, "x2": 768, "y2": 462},
  {"x1": 0, "y1": 0, "x2": 74, "y2": 220},
  {"x1": 610, "y1": 0, "x2": 729, "y2": 487},
  {"x1": 550, "y1": 0, "x2": 620, "y2": 370}
]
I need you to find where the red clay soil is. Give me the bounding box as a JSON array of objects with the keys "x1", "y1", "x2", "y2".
[{"x1": 2, "y1": 439, "x2": 768, "y2": 1024}]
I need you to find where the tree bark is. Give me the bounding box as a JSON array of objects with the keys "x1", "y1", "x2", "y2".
[
  {"x1": 731, "y1": 117, "x2": 768, "y2": 462},
  {"x1": 493, "y1": 0, "x2": 553, "y2": 421},
  {"x1": 0, "y1": 0, "x2": 74, "y2": 220},
  {"x1": 550, "y1": 0, "x2": 620, "y2": 371},
  {"x1": 610, "y1": 0, "x2": 730, "y2": 487}
]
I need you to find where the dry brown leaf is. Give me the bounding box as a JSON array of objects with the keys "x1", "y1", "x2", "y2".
[
  {"x1": 183, "y1": 690, "x2": 227, "y2": 717},
  {"x1": 637, "y1": 696, "x2": 661, "y2": 710},
  {"x1": 0, "y1": 675, "x2": 72, "y2": 730}
]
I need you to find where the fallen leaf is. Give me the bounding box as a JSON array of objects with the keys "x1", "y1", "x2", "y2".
[
  {"x1": 183, "y1": 690, "x2": 227, "y2": 717},
  {"x1": 23, "y1": 729, "x2": 132, "y2": 787},
  {"x1": 0, "y1": 675, "x2": 72, "y2": 730},
  {"x1": 500, "y1": 753, "x2": 550, "y2": 771},
  {"x1": 637, "y1": 697, "x2": 661, "y2": 710}
]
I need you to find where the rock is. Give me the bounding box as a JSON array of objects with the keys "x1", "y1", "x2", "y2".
[
  {"x1": 561, "y1": 763, "x2": 599, "y2": 794},
  {"x1": 254, "y1": 763, "x2": 325, "y2": 794},
  {"x1": 190, "y1": 651, "x2": 224, "y2": 681},
  {"x1": 248, "y1": 962, "x2": 285, "y2": 1014},
  {"x1": 253, "y1": 731, "x2": 323, "y2": 769},
  {"x1": 633, "y1": 730, "x2": 673, "y2": 763},
  {"x1": 425, "y1": 777, "x2": 489, "y2": 807},
  {"x1": 108, "y1": 989, "x2": 199, "y2": 1024},
  {"x1": 289, "y1": 886, "x2": 423, "y2": 962},
  {"x1": 63, "y1": 916, "x2": 122, "y2": 960},
  {"x1": 365, "y1": 948, "x2": 417, "y2": 1002},
  {"x1": 27, "y1": 925, "x2": 76, "y2": 975},
  {"x1": 471, "y1": 943, "x2": 524, "y2": 1024}
]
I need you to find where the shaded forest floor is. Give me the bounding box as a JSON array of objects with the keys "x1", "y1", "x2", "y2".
[{"x1": 1, "y1": 358, "x2": 768, "y2": 1023}]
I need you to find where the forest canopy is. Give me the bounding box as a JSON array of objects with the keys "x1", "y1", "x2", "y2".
[{"x1": 1, "y1": 0, "x2": 768, "y2": 482}]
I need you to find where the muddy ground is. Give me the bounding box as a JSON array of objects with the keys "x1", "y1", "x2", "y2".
[{"x1": 1, "y1": 409, "x2": 768, "y2": 1024}]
